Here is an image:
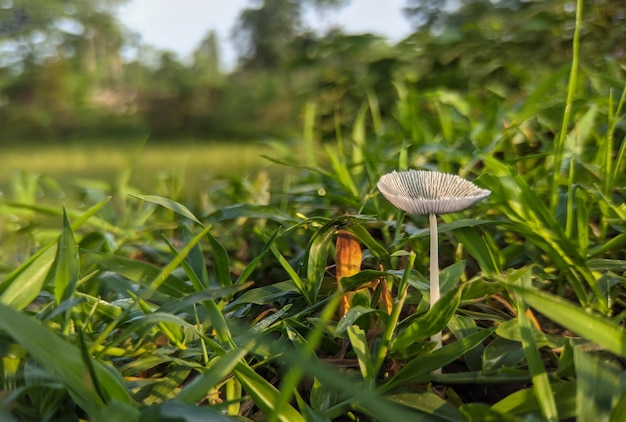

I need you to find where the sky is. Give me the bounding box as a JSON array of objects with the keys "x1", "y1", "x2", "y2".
[{"x1": 116, "y1": 0, "x2": 413, "y2": 69}]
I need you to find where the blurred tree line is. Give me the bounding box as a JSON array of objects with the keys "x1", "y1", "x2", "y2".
[{"x1": 0, "y1": 0, "x2": 624, "y2": 143}]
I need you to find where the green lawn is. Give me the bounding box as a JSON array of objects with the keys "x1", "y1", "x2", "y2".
[{"x1": 0, "y1": 140, "x2": 281, "y2": 197}]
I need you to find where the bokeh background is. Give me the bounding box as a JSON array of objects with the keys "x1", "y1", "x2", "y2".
[{"x1": 1, "y1": 0, "x2": 624, "y2": 192}]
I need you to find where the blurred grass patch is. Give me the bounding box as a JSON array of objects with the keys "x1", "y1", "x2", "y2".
[{"x1": 0, "y1": 140, "x2": 281, "y2": 197}]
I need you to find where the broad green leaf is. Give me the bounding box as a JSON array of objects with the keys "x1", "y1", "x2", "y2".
[
  {"x1": 344, "y1": 224, "x2": 391, "y2": 269},
  {"x1": 448, "y1": 314, "x2": 483, "y2": 371},
  {"x1": 384, "y1": 328, "x2": 494, "y2": 391},
  {"x1": 131, "y1": 194, "x2": 202, "y2": 225},
  {"x1": 309, "y1": 377, "x2": 337, "y2": 413},
  {"x1": 495, "y1": 319, "x2": 560, "y2": 349},
  {"x1": 391, "y1": 285, "x2": 463, "y2": 352},
  {"x1": 234, "y1": 363, "x2": 305, "y2": 422},
  {"x1": 506, "y1": 284, "x2": 626, "y2": 358},
  {"x1": 0, "y1": 303, "x2": 132, "y2": 414},
  {"x1": 305, "y1": 219, "x2": 337, "y2": 303},
  {"x1": 0, "y1": 244, "x2": 57, "y2": 309},
  {"x1": 175, "y1": 346, "x2": 249, "y2": 404},
  {"x1": 516, "y1": 290, "x2": 558, "y2": 421},
  {"x1": 183, "y1": 225, "x2": 209, "y2": 290},
  {"x1": 347, "y1": 325, "x2": 374, "y2": 384},
  {"x1": 95, "y1": 400, "x2": 140, "y2": 422},
  {"x1": 336, "y1": 306, "x2": 379, "y2": 336},
  {"x1": 339, "y1": 269, "x2": 394, "y2": 292},
  {"x1": 447, "y1": 223, "x2": 500, "y2": 277},
  {"x1": 492, "y1": 381, "x2": 577, "y2": 419},
  {"x1": 439, "y1": 261, "x2": 465, "y2": 295},
  {"x1": 574, "y1": 343, "x2": 623, "y2": 422},
  {"x1": 460, "y1": 403, "x2": 522, "y2": 421},
  {"x1": 482, "y1": 337, "x2": 525, "y2": 371},
  {"x1": 388, "y1": 392, "x2": 461, "y2": 421}
]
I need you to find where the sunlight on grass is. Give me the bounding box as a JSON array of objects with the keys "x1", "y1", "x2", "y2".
[{"x1": 0, "y1": 141, "x2": 278, "y2": 194}]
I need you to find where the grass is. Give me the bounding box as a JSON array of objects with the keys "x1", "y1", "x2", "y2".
[
  {"x1": 0, "y1": 140, "x2": 280, "y2": 197},
  {"x1": 1, "y1": 6, "x2": 626, "y2": 421}
]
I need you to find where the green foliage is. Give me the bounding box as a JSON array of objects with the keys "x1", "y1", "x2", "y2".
[{"x1": 0, "y1": 1, "x2": 625, "y2": 421}]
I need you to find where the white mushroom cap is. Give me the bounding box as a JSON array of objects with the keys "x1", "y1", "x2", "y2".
[{"x1": 377, "y1": 169, "x2": 491, "y2": 215}]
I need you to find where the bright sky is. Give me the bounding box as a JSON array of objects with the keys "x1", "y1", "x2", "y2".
[{"x1": 116, "y1": 0, "x2": 413, "y2": 69}]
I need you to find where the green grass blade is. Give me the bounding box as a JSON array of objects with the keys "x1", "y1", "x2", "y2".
[
  {"x1": 205, "y1": 229, "x2": 233, "y2": 287},
  {"x1": 0, "y1": 244, "x2": 57, "y2": 310},
  {"x1": 234, "y1": 363, "x2": 305, "y2": 422},
  {"x1": 305, "y1": 221, "x2": 336, "y2": 303},
  {"x1": 0, "y1": 303, "x2": 132, "y2": 414},
  {"x1": 551, "y1": 0, "x2": 582, "y2": 210},
  {"x1": 574, "y1": 343, "x2": 623, "y2": 422},
  {"x1": 387, "y1": 392, "x2": 461, "y2": 421},
  {"x1": 390, "y1": 285, "x2": 463, "y2": 352},
  {"x1": 0, "y1": 197, "x2": 112, "y2": 309},
  {"x1": 131, "y1": 194, "x2": 203, "y2": 225},
  {"x1": 235, "y1": 227, "x2": 280, "y2": 285},
  {"x1": 82, "y1": 250, "x2": 195, "y2": 297},
  {"x1": 347, "y1": 325, "x2": 375, "y2": 385},
  {"x1": 55, "y1": 208, "x2": 80, "y2": 308},
  {"x1": 91, "y1": 225, "x2": 212, "y2": 354},
  {"x1": 175, "y1": 346, "x2": 249, "y2": 404},
  {"x1": 383, "y1": 328, "x2": 494, "y2": 391},
  {"x1": 515, "y1": 275, "x2": 558, "y2": 421},
  {"x1": 492, "y1": 381, "x2": 576, "y2": 418},
  {"x1": 506, "y1": 284, "x2": 626, "y2": 358}
]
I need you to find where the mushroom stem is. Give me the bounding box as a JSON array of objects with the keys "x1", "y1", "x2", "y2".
[{"x1": 429, "y1": 213, "x2": 443, "y2": 350}]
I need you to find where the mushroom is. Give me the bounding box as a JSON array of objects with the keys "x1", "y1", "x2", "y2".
[{"x1": 377, "y1": 169, "x2": 490, "y2": 349}]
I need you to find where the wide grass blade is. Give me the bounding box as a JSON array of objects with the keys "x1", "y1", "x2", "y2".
[
  {"x1": 0, "y1": 303, "x2": 132, "y2": 414},
  {"x1": 175, "y1": 346, "x2": 249, "y2": 404},
  {"x1": 0, "y1": 197, "x2": 112, "y2": 309},
  {"x1": 390, "y1": 285, "x2": 463, "y2": 352},
  {"x1": 383, "y1": 328, "x2": 494, "y2": 391},
  {"x1": 506, "y1": 284, "x2": 626, "y2": 358},
  {"x1": 515, "y1": 274, "x2": 558, "y2": 421},
  {"x1": 131, "y1": 194, "x2": 203, "y2": 225},
  {"x1": 0, "y1": 244, "x2": 57, "y2": 310},
  {"x1": 234, "y1": 363, "x2": 305, "y2": 422},
  {"x1": 492, "y1": 381, "x2": 576, "y2": 419},
  {"x1": 347, "y1": 325, "x2": 375, "y2": 385},
  {"x1": 574, "y1": 343, "x2": 624, "y2": 422}
]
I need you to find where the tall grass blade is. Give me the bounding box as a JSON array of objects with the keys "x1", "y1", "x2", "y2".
[
  {"x1": 55, "y1": 208, "x2": 80, "y2": 311},
  {"x1": 515, "y1": 273, "x2": 558, "y2": 421},
  {"x1": 234, "y1": 363, "x2": 305, "y2": 422},
  {"x1": 0, "y1": 197, "x2": 112, "y2": 309},
  {"x1": 0, "y1": 303, "x2": 132, "y2": 414},
  {"x1": 175, "y1": 346, "x2": 249, "y2": 404},
  {"x1": 506, "y1": 284, "x2": 626, "y2": 358},
  {"x1": 131, "y1": 194, "x2": 203, "y2": 225},
  {"x1": 574, "y1": 343, "x2": 623, "y2": 422},
  {"x1": 551, "y1": 0, "x2": 583, "y2": 210}
]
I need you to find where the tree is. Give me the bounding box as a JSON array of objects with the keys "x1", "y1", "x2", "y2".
[{"x1": 233, "y1": 0, "x2": 349, "y2": 69}]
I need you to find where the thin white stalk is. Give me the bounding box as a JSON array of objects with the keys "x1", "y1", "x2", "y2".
[{"x1": 429, "y1": 213, "x2": 442, "y2": 351}]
